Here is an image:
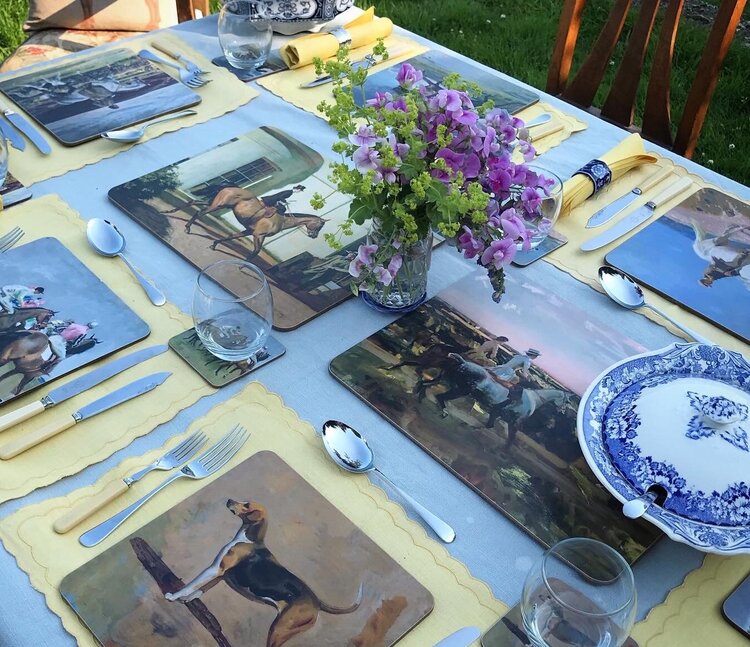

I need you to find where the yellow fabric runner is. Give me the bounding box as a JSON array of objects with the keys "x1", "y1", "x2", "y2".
[
  {"x1": 2, "y1": 33, "x2": 258, "y2": 187},
  {"x1": 549, "y1": 154, "x2": 748, "y2": 354},
  {"x1": 0, "y1": 381, "x2": 508, "y2": 646},
  {"x1": 0, "y1": 195, "x2": 213, "y2": 502},
  {"x1": 280, "y1": 7, "x2": 394, "y2": 69},
  {"x1": 631, "y1": 554, "x2": 750, "y2": 647},
  {"x1": 515, "y1": 102, "x2": 587, "y2": 157}
]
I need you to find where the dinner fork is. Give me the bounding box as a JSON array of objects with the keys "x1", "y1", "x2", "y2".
[
  {"x1": 0, "y1": 226, "x2": 23, "y2": 253},
  {"x1": 152, "y1": 41, "x2": 207, "y2": 76},
  {"x1": 138, "y1": 49, "x2": 211, "y2": 88},
  {"x1": 79, "y1": 424, "x2": 249, "y2": 547}
]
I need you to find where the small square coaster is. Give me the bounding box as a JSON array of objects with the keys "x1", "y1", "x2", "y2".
[
  {"x1": 512, "y1": 230, "x2": 568, "y2": 267},
  {"x1": 211, "y1": 52, "x2": 287, "y2": 82},
  {"x1": 168, "y1": 328, "x2": 285, "y2": 387},
  {"x1": 481, "y1": 602, "x2": 638, "y2": 647}
]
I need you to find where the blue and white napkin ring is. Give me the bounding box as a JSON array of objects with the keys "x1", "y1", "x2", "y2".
[{"x1": 574, "y1": 159, "x2": 612, "y2": 194}]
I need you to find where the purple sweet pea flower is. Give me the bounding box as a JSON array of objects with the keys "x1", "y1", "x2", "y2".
[
  {"x1": 462, "y1": 152, "x2": 481, "y2": 178},
  {"x1": 348, "y1": 243, "x2": 378, "y2": 278},
  {"x1": 349, "y1": 125, "x2": 381, "y2": 147},
  {"x1": 373, "y1": 265, "x2": 394, "y2": 285},
  {"x1": 396, "y1": 63, "x2": 423, "y2": 89},
  {"x1": 482, "y1": 126, "x2": 500, "y2": 157},
  {"x1": 458, "y1": 225, "x2": 485, "y2": 259},
  {"x1": 366, "y1": 91, "x2": 393, "y2": 108},
  {"x1": 518, "y1": 139, "x2": 536, "y2": 162},
  {"x1": 431, "y1": 89, "x2": 463, "y2": 112},
  {"x1": 500, "y1": 209, "x2": 532, "y2": 251},
  {"x1": 480, "y1": 238, "x2": 517, "y2": 269},
  {"x1": 432, "y1": 147, "x2": 465, "y2": 182},
  {"x1": 353, "y1": 146, "x2": 381, "y2": 173},
  {"x1": 387, "y1": 254, "x2": 403, "y2": 275},
  {"x1": 386, "y1": 132, "x2": 410, "y2": 159},
  {"x1": 521, "y1": 186, "x2": 543, "y2": 214}
]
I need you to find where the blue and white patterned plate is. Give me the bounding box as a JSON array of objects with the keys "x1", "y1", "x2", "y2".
[{"x1": 577, "y1": 343, "x2": 750, "y2": 554}]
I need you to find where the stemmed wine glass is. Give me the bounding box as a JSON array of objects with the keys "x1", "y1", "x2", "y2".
[{"x1": 521, "y1": 538, "x2": 637, "y2": 647}]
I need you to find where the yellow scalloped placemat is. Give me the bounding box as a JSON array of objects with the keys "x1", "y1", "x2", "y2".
[
  {"x1": 2, "y1": 33, "x2": 259, "y2": 186},
  {"x1": 632, "y1": 554, "x2": 750, "y2": 646},
  {"x1": 0, "y1": 381, "x2": 507, "y2": 646},
  {"x1": 0, "y1": 195, "x2": 213, "y2": 502},
  {"x1": 549, "y1": 155, "x2": 748, "y2": 354}
]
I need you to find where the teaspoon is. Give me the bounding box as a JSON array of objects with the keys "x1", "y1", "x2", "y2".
[{"x1": 101, "y1": 109, "x2": 197, "y2": 143}]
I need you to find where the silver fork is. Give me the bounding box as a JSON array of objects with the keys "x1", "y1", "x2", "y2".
[
  {"x1": 138, "y1": 49, "x2": 211, "y2": 88},
  {"x1": 79, "y1": 425, "x2": 248, "y2": 547},
  {"x1": 0, "y1": 226, "x2": 23, "y2": 253},
  {"x1": 124, "y1": 430, "x2": 208, "y2": 486},
  {"x1": 152, "y1": 41, "x2": 207, "y2": 76}
]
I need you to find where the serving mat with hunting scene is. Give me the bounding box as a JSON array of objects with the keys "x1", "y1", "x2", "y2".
[
  {"x1": 60, "y1": 451, "x2": 434, "y2": 647},
  {"x1": 0, "y1": 237, "x2": 149, "y2": 404},
  {"x1": 606, "y1": 188, "x2": 750, "y2": 344},
  {"x1": 329, "y1": 270, "x2": 662, "y2": 563},
  {"x1": 0, "y1": 48, "x2": 201, "y2": 145},
  {"x1": 109, "y1": 126, "x2": 372, "y2": 330}
]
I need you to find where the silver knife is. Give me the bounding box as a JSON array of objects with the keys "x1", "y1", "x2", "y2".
[
  {"x1": 581, "y1": 176, "x2": 694, "y2": 252},
  {"x1": 586, "y1": 166, "x2": 673, "y2": 228},
  {"x1": 0, "y1": 344, "x2": 169, "y2": 432},
  {"x1": 0, "y1": 371, "x2": 171, "y2": 459},
  {"x1": 0, "y1": 98, "x2": 51, "y2": 155},
  {"x1": 0, "y1": 116, "x2": 26, "y2": 151},
  {"x1": 433, "y1": 626, "x2": 481, "y2": 647},
  {"x1": 300, "y1": 44, "x2": 412, "y2": 88}
]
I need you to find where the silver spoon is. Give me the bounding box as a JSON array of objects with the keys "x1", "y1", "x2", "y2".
[
  {"x1": 524, "y1": 113, "x2": 552, "y2": 128},
  {"x1": 87, "y1": 219, "x2": 166, "y2": 306},
  {"x1": 101, "y1": 109, "x2": 197, "y2": 143},
  {"x1": 598, "y1": 266, "x2": 712, "y2": 345},
  {"x1": 321, "y1": 420, "x2": 456, "y2": 543},
  {"x1": 623, "y1": 490, "x2": 659, "y2": 519}
]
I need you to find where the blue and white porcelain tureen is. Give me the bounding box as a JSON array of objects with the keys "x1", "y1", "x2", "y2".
[{"x1": 578, "y1": 343, "x2": 750, "y2": 554}]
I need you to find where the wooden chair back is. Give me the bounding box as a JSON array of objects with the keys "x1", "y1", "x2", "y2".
[
  {"x1": 547, "y1": 0, "x2": 747, "y2": 158},
  {"x1": 176, "y1": 0, "x2": 210, "y2": 22}
]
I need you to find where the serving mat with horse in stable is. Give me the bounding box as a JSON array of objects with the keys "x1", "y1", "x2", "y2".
[{"x1": 329, "y1": 268, "x2": 662, "y2": 563}]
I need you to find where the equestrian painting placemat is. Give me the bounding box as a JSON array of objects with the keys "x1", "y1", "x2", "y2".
[
  {"x1": 606, "y1": 188, "x2": 750, "y2": 343},
  {"x1": 0, "y1": 237, "x2": 149, "y2": 404},
  {"x1": 60, "y1": 450, "x2": 434, "y2": 647},
  {"x1": 109, "y1": 126, "x2": 369, "y2": 330},
  {"x1": 0, "y1": 48, "x2": 201, "y2": 145},
  {"x1": 329, "y1": 268, "x2": 662, "y2": 563}
]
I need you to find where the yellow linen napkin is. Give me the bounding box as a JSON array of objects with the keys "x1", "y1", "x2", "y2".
[
  {"x1": 0, "y1": 382, "x2": 507, "y2": 646},
  {"x1": 561, "y1": 133, "x2": 658, "y2": 215},
  {"x1": 279, "y1": 7, "x2": 394, "y2": 69}
]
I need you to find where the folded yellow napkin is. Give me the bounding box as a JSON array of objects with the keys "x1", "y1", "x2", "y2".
[
  {"x1": 279, "y1": 7, "x2": 394, "y2": 69},
  {"x1": 561, "y1": 133, "x2": 657, "y2": 215}
]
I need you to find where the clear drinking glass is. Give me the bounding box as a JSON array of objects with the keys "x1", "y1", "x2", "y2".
[
  {"x1": 521, "y1": 538, "x2": 637, "y2": 647},
  {"x1": 521, "y1": 164, "x2": 563, "y2": 249},
  {"x1": 0, "y1": 133, "x2": 8, "y2": 188},
  {"x1": 192, "y1": 260, "x2": 274, "y2": 362},
  {"x1": 218, "y1": 0, "x2": 273, "y2": 69}
]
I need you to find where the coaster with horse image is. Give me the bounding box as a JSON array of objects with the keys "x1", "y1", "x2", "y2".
[
  {"x1": 0, "y1": 237, "x2": 149, "y2": 404},
  {"x1": 329, "y1": 268, "x2": 662, "y2": 564},
  {"x1": 168, "y1": 327, "x2": 285, "y2": 388},
  {"x1": 60, "y1": 451, "x2": 434, "y2": 647},
  {"x1": 109, "y1": 126, "x2": 372, "y2": 331}
]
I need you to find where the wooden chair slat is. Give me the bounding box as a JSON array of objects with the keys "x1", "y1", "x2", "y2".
[
  {"x1": 546, "y1": 0, "x2": 587, "y2": 96},
  {"x1": 601, "y1": 0, "x2": 661, "y2": 126},
  {"x1": 673, "y1": 0, "x2": 748, "y2": 157},
  {"x1": 562, "y1": 0, "x2": 633, "y2": 107},
  {"x1": 641, "y1": 0, "x2": 685, "y2": 149}
]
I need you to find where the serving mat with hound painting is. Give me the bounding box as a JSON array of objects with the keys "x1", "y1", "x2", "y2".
[
  {"x1": 109, "y1": 126, "x2": 369, "y2": 331},
  {"x1": 60, "y1": 451, "x2": 434, "y2": 647},
  {"x1": 329, "y1": 269, "x2": 662, "y2": 564}
]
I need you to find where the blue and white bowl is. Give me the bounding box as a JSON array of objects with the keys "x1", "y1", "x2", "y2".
[
  {"x1": 577, "y1": 343, "x2": 750, "y2": 554},
  {"x1": 259, "y1": 0, "x2": 356, "y2": 34}
]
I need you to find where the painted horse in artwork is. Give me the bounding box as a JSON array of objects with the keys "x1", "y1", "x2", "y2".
[{"x1": 0, "y1": 330, "x2": 63, "y2": 395}]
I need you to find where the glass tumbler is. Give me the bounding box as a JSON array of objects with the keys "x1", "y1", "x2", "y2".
[
  {"x1": 192, "y1": 260, "x2": 274, "y2": 362},
  {"x1": 521, "y1": 538, "x2": 637, "y2": 647},
  {"x1": 0, "y1": 133, "x2": 8, "y2": 188},
  {"x1": 519, "y1": 164, "x2": 563, "y2": 249},
  {"x1": 218, "y1": 0, "x2": 273, "y2": 69}
]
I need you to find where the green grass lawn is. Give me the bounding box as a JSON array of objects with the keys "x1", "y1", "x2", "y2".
[{"x1": 0, "y1": 0, "x2": 748, "y2": 185}]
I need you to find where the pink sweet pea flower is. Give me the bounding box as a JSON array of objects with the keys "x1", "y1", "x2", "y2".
[
  {"x1": 387, "y1": 254, "x2": 403, "y2": 276},
  {"x1": 458, "y1": 225, "x2": 485, "y2": 259},
  {"x1": 348, "y1": 243, "x2": 378, "y2": 278},
  {"x1": 373, "y1": 265, "x2": 394, "y2": 285},
  {"x1": 353, "y1": 146, "x2": 380, "y2": 173},
  {"x1": 481, "y1": 238, "x2": 517, "y2": 269}
]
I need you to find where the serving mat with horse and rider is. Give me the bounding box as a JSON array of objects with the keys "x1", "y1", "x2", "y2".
[{"x1": 329, "y1": 267, "x2": 662, "y2": 564}]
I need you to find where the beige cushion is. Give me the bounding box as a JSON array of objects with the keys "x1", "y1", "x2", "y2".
[{"x1": 25, "y1": 0, "x2": 178, "y2": 32}]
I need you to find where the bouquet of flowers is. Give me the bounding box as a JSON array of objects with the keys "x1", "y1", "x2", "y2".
[{"x1": 312, "y1": 44, "x2": 556, "y2": 302}]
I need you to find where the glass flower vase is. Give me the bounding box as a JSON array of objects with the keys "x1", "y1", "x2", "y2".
[{"x1": 361, "y1": 220, "x2": 432, "y2": 313}]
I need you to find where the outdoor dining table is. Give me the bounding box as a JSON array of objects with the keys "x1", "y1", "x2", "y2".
[{"x1": 0, "y1": 13, "x2": 748, "y2": 647}]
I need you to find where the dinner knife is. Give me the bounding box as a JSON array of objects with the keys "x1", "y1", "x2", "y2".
[
  {"x1": 0, "y1": 371, "x2": 171, "y2": 459},
  {"x1": 0, "y1": 344, "x2": 168, "y2": 433},
  {"x1": 586, "y1": 166, "x2": 673, "y2": 228},
  {"x1": 0, "y1": 99, "x2": 51, "y2": 155},
  {"x1": 433, "y1": 626, "x2": 481, "y2": 647},
  {"x1": 0, "y1": 116, "x2": 26, "y2": 151},
  {"x1": 580, "y1": 176, "x2": 694, "y2": 252},
  {"x1": 300, "y1": 44, "x2": 412, "y2": 88}
]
